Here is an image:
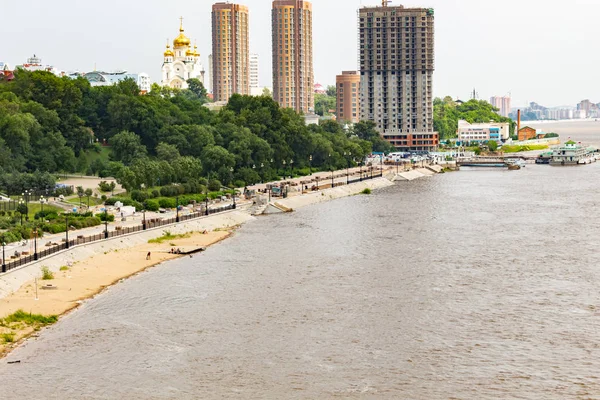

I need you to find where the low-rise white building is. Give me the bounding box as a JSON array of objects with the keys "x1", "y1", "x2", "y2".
[
  {"x1": 68, "y1": 70, "x2": 151, "y2": 93},
  {"x1": 457, "y1": 120, "x2": 510, "y2": 144}
]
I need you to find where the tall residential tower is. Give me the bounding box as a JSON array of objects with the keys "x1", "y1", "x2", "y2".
[
  {"x1": 359, "y1": 4, "x2": 437, "y2": 151},
  {"x1": 336, "y1": 71, "x2": 361, "y2": 124},
  {"x1": 272, "y1": 0, "x2": 314, "y2": 114},
  {"x1": 212, "y1": 2, "x2": 250, "y2": 102},
  {"x1": 490, "y1": 96, "x2": 511, "y2": 118}
]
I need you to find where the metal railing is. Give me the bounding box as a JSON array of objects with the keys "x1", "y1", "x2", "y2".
[{"x1": 1, "y1": 204, "x2": 235, "y2": 274}]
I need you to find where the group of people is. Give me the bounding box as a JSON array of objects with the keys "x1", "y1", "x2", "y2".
[{"x1": 169, "y1": 248, "x2": 182, "y2": 254}]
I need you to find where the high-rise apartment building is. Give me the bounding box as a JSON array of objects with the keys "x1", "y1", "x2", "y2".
[
  {"x1": 207, "y1": 54, "x2": 213, "y2": 93},
  {"x1": 359, "y1": 4, "x2": 437, "y2": 151},
  {"x1": 272, "y1": 0, "x2": 314, "y2": 114},
  {"x1": 212, "y1": 2, "x2": 250, "y2": 102},
  {"x1": 250, "y1": 53, "x2": 259, "y2": 89},
  {"x1": 490, "y1": 96, "x2": 511, "y2": 118},
  {"x1": 336, "y1": 71, "x2": 361, "y2": 124}
]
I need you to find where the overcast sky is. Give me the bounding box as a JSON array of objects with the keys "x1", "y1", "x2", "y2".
[{"x1": 2, "y1": 0, "x2": 599, "y2": 107}]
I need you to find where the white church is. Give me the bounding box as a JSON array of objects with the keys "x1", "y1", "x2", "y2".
[{"x1": 161, "y1": 19, "x2": 205, "y2": 89}]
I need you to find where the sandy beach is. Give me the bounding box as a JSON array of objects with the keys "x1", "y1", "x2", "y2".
[{"x1": 0, "y1": 230, "x2": 231, "y2": 357}]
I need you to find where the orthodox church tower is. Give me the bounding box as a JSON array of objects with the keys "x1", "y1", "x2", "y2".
[{"x1": 162, "y1": 18, "x2": 205, "y2": 89}]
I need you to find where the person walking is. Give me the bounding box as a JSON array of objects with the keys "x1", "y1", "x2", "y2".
[{"x1": 146, "y1": 252, "x2": 151, "y2": 260}]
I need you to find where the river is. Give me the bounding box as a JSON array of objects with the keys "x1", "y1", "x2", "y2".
[{"x1": 3, "y1": 161, "x2": 600, "y2": 398}]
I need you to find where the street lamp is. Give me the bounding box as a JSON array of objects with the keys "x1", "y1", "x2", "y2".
[
  {"x1": 359, "y1": 161, "x2": 363, "y2": 182},
  {"x1": 65, "y1": 213, "x2": 70, "y2": 249},
  {"x1": 282, "y1": 160, "x2": 286, "y2": 179},
  {"x1": 22, "y1": 190, "x2": 31, "y2": 222},
  {"x1": 1, "y1": 240, "x2": 6, "y2": 273},
  {"x1": 40, "y1": 196, "x2": 45, "y2": 215},
  {"x1": 260, "y1": 163, "x2": 264, "y2": 183},
  {"x1": 344, "y1": 152, "x2": 351, "y2": 185},
  {"x1": 316, "y1": 176, "x2": 319, "y2": 190},
  {"x1": 290, "y1": 159, "x2": 294, "y2": 178},
  {"x1": 18, "y1": 199, "x2": 24, "y2": 225},
  {"x1": 104, "y1": 208, "x2": 109, "y2": 239},
  {"x1": 309, "y1": 155, "x2": 313, "y2": 175},
  {"x1": 176, "y1": 196, "x2": 180, "y2": 222},
  {"x1": 205, "y1": 187, "x2": 209, "y2": 216},
  {"x1": 33, "y1": 228, "x2": 38, "y2": 261},
  {"x1": 142, "y1": 210, "x2": 147, "y2": 230}
]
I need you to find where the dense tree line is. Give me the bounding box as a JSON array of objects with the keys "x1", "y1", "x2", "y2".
[{"x1": 0, "y1": 70, "x2": 394, "y2": 189}]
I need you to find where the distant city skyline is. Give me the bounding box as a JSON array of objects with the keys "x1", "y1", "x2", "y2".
[{"x1": 3, "y1": 0, "x2": 600, "y2": 106}]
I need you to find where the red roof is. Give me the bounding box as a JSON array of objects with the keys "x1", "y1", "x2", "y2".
[{"x1": 0, "y1": 70, "x2": 14, "y2": 81}]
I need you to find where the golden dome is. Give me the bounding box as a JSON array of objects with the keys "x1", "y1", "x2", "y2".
[
  {"x1": 185, "y1": 47, "x2": 194, "y2": 57},
  {"x1": 164, "y1": 42, "x2": 174, "y2": 58},
  {"x1": 193, "y1": 44, "x2": 200, "y2": 57},
  {"x1": 173, "y1": 21, "x2": 191, "y2": 48}
]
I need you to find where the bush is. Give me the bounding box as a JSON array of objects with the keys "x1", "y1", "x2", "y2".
[
  {"x1": 42, "y1": 223, "x2": 65, "y2": 234},
  {"x1": 131, "y1": 190, "x2": 148, "y2": 203},
  {"x1": 144, "y1": 199, "x2": 160, "y2": 212},
  {"x1": 97, "y1": 213, "x2": 115, "y2": 222},
  {"x1": 0, "y1": 211, "x2": 5, "y2": 217},
  {"x1": 2, "y1": 231, "x2": 20, "y2": 244},
  {"x1": 98, "y1": 181, "x2": 112, "y2": 192},
  {"x1": 158, "y1": 198, "x2": 177, "y2": 209},
  {"x1": 131, "y1": 201, "x2": 143, "y2": 211},
  {"x1": 233, "y1": 180, "x2": 245, "y2": 189},
  {"x1": 151, "y1": 190, "x2": 160, "y2": 198},
  {"x1": 208, "y1": 179, "x2": 222, "y2": 192},
  {"x1": 41, "y1": 266, "x2": 54, "y2": 280}
]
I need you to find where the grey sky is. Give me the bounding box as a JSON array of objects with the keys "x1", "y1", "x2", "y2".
[{"x1": 3, "y1": 0, "x2": 600, "y2": 107}]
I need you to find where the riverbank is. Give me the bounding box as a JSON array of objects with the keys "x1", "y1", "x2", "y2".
[
  {"x1": 0, "y1": 172, "x2": 430, "y2": 357},
  {"x1": 0, "y1": 211, "x2": 254, "y2": 356}
]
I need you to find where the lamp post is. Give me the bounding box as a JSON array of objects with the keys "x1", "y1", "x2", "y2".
[
  {"x1": 309, "y1": 155, "x2": 313, "y2": 175},
  {"x1": 316, "y1": 176, "x2": 319, "y2": 190},
  {"x1": 142, "y1": 210, "x2": 147, "y2": 230},
  {"x1": 260, "y1": 163, "x2": 264, "y2": 183},
  {"x1": 290, "y1": 159, "x2": 294, "y2": 178},
  {"x1": 33, "y1": 228, "x2": 38, "y2": 261},
  {"x1": 1, "y1": 241, "x2": 5, "y2": 273},
  {"x1": 205, "y1": 187, "x2": 209, "y2": 216},
  {"x1": 176, "y1": 196, "x2": 180, "y2": 222},
  {"x1": 40, "y1": 196, "x2": 45, "y2": 215},
  {"x1": 344, "y1": 152, "x2": 351, "y2": 185},
  {"x1": 329, "y1": 153, "x2": 334, "y2": 188},
  {"x1": 359, "y1": 161, "x2": 363, "y2": 182},
  {"x1": 282, "y1": 160, "x2": 286, "y2": 179},
  {"x1": 65, "y1": 213, "x2": 70, "y2": 249},
  {"x1": 22, "y1": 190, "x2": 30, "y2": 222},
  {"x1": 18, "y1": 200, "x2": 24, "y2": 225},
  {"x1": 104, "y1": 208, "x2": 109, "y2": 239}
]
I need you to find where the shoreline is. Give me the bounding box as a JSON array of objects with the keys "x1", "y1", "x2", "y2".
[{"x1": 0, "y1": 176, "x2": 399, "y2": 358}]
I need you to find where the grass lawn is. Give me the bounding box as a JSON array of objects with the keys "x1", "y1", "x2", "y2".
[
  {"x1": 3, "y1": 203, "x2": 64, "y2": 220},
  {"x1": 65, "y1": 196, "x2": 104, "y2": 207},
  {"x1": 82, "y1": 146, "x2": 111, "y2": 166},
  {"x1": 502, "y1": 144, "x2": 549, "y2": 153}
]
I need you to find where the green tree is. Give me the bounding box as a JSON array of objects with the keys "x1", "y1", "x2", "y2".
[
  {"x1": 155, "y1": 142, "x2": 180, "y2": 162},
  {"x1": 84, "y1": 188, "x2": 93, "y2": 207},
  {"x1": 110, "y1": 130, "x2": 147, "y2": 165},
  {"x1": 185, "y1": 78, "x2": 208, "y2": 104},
  {"x1": 488, "y1": 141, "x2": 499, "y2": 152}
]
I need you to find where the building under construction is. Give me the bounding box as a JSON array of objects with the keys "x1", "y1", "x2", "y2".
[{"x1": 358, "y1": 2, "x2": 437, "y2": 151}]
